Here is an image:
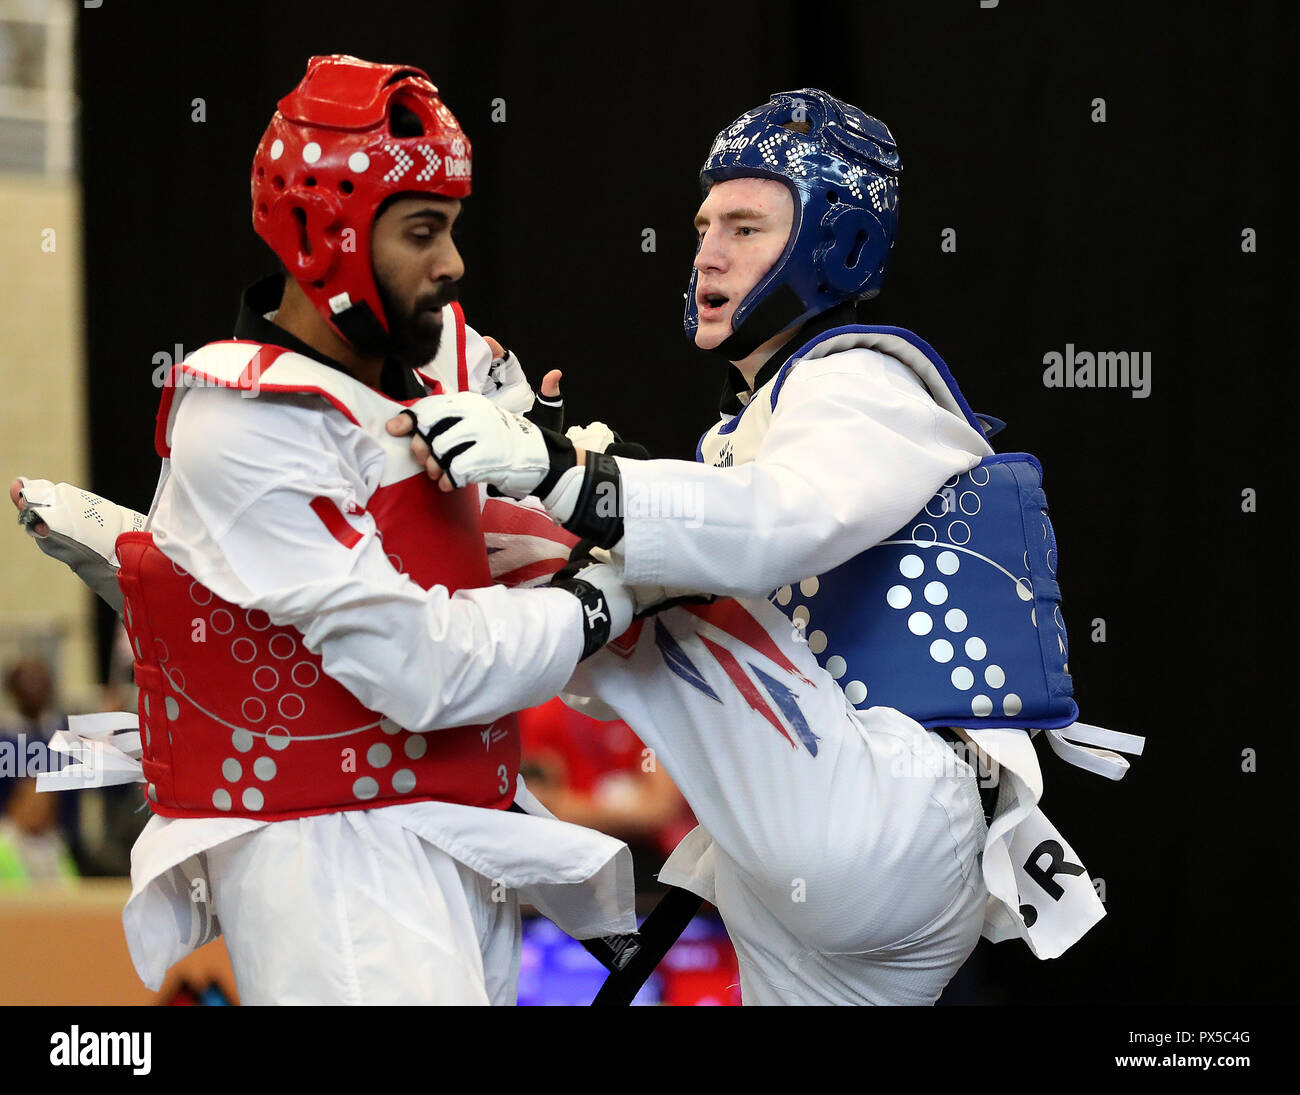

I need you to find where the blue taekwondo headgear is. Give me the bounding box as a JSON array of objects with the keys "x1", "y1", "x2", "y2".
[{"x1": 685, "y1": 89, "x2": 902, "y2": 360}]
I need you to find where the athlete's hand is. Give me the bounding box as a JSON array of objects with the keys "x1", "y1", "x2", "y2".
[
  {"x1": 10, "y1": 479, "x2": 48, "y2": 536},
  {"x1": 565, "y1": 420, "x2": 617, "y2": 454},
  {"x1": 538, "y1": 370, "x2": 563, "y2": 400},
  {"x1": 481, "y1": 337, "x2": 561, "y2": 413},
  {"x1": 480, "y1": 334, "x2": 564, "y2": 426},
  {"x1": 9, "y1": 477, "x2": 147, "y2": 613},
  {"x1": 549, "y1": 551, "x2": 635, "y2": 660},
  {"x1": 386, "y1": 391, "x2": 585, "y2": 500},
  {"x1": 512, "y1": 343, "x2": 565, "y2": 434},
  {"x1": 566, "y1": 540, "x2": 712, "y2": 619},
  {"x1": 481, "y1": 347, "x2": 623, "y2": 456},
  {"x1": 527, "y1": 369, "x2": 564, "y2": 432},
  {"x1": 384, "y1": 397, "x2": 630, "y2": 550}
]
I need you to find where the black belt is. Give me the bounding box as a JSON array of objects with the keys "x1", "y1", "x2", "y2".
[
  {"x1": 590, "y1": 886, "x2": 704, "y2": 1006},
  {"x1": 934, "y1": 727, "x2": 999, "y2": 829},
  {"x1": 506, "y1": 801, "x2": 703, "y2": 1000}
]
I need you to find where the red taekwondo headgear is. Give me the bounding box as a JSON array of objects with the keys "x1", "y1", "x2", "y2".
[{"x1": 251, "y1": 55, "x2": 472, "y2": 346}]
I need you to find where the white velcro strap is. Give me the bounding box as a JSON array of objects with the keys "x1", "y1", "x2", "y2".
[
  {"x1": 65, "y1": 712, "x2": 141, "y2": 740},
  {"x1": 36, "y1": 713, "x2": 145, "y2": 792},
  {"x1": 567, "y1": 560, "x2": 635, "y2": 642},
  {"x1": 1044, "y1": 722, "x2": 1145, "y2": 781}
]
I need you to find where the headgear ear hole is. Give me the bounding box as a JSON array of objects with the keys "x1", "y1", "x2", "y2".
[
  {"x1": 291, "y1": 206, "x2": 312, "y2": 257},
  {"x1": 384, "y1": 69, "x2": 424, "y2": 87},
  {"x1": 388, "y1": 100, "x2": 425, "y2": 137},
  {"x1": 846, "y1": 229, "x2": 869, "y2": 269}
]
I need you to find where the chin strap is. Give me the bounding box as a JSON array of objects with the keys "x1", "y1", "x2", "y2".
[
  {"x1": 709, "y1": 284, "x2": 807, "y2": 361},
  {"x1": 330, "y1": 298, "x2": 388, "y2": 352}
]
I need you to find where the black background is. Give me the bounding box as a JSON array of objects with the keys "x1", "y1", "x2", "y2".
[{"x1": 75, "y1": 0, "x2": 1293, "y2": 1003}]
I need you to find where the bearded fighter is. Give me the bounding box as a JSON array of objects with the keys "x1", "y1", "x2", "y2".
[{"x1": 13, "y1": 55, "x2": 640, "y2": 1005}]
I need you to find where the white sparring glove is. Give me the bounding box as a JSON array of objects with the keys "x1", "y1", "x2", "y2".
[
  {"x1": 482, "y1": 346, "x2": 537, "y2": 416},
  {"x1": 402, "y1": 391, "x2": 563, "y2": 497},
  {"x1": 402, "y1": 394, "x2": 630, "y2": 550},
  {"x1": 478, "y1": 338, "x2": 561, "y2": 429},
  {"x1": 14, "y1": 478, "x2": 146, "y2": 613}
]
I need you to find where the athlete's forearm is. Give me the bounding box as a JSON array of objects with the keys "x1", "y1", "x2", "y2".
[
  {"x1": 614, "y1": 367, "x2": 987, "y2": 594},
  {"x1": 295, "y1": 578, "x2": 588, "y2": 733}
]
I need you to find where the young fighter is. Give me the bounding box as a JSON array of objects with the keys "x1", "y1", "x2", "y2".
[{"x1": 399, "y1": 89, "x2": 1142, "y2": 1004}]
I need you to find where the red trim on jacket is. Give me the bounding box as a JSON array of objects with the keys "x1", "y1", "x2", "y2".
[
  {"x1": 309, "y1": 496, "x2": 364, "y2": 549},
  {"x1": 452, "y1": 301, "x2": 469, "y2": 392}
]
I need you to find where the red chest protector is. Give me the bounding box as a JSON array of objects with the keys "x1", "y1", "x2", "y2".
[{"x1": 120, "y1": 321, "x2": 520, "y2": 820}]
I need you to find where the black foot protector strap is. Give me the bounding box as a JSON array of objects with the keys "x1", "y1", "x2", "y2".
[
  {"x1": 590, "y1": 886, "x2": 706, "y2": 1006},
  {"x1": 504, "y1": 800, "x2": 645, "y2": 975}
]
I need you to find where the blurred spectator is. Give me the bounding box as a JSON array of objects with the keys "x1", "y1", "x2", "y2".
[
  {"x1": 0, "y1": 7, "x2": 46, "y2": 91},
  {"x1": 518, "y1": 698, "x2": 695, "y2": 891},
  {"x1": 0, "y1": 646, "x2": 149, "y2": 881},
  {"x1": 100, "y1": 617, "x2": 138, "y2": 716},
  {"x1": 0, "y1": 775, "x2": 76, "y2": 882},
  {"x1": 0, "y1": 656, "x2": 77, "y2": 883},
  {"x1": 82, "y1": 621, "x2": 150, "y2": 876}
]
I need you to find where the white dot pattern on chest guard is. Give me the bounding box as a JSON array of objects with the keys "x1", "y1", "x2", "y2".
[{"x1": 776, "y1": 463, "x2": 1062, "y2": 721}]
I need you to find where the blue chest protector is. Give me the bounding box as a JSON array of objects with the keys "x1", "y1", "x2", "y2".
[{"x1": 700, "y1": 325, "x2": 1142, "y2": 777}]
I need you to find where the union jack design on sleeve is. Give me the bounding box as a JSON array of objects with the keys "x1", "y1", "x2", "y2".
[
  {"x1": 651, "y1": 605, "x2": 820, "y2": 757},
  {"x1": 481, "y1": 497, "x2": 578, "y2": 588}
]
